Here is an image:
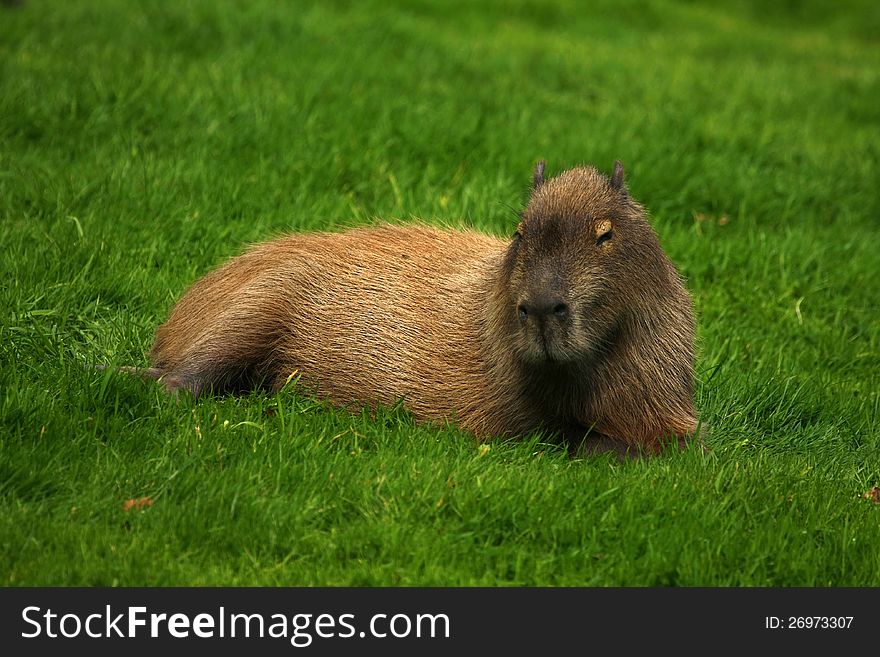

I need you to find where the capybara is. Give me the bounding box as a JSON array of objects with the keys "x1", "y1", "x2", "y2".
[{"x1": 146, "y1": 161, "x2": 699, "y2": 455}]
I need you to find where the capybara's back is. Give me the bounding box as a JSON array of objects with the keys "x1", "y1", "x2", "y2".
[{"x1": 150, "y1": 162, "x2": 699, "y2": 454}]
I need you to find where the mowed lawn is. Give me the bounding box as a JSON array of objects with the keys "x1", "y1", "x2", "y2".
[{"x1": 1, "y1": 0, "x2": 878, "y2": 586}]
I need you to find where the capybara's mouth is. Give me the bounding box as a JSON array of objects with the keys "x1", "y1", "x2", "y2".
[{"x1": 518, "y1": 334, "x2": 574, "y2": 366}]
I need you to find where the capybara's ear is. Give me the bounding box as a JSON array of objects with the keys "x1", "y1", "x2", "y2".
[
  {"x1": 532, "y1": 160, "x2": 546, "y2": 191},
  {"x1": 611, "y1": 160, "x2": 625, "y2": 190}
]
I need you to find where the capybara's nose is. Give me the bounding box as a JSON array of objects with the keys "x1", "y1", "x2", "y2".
[{"x1": 518, "y1": 299, "x2": 569, "y2": 322}]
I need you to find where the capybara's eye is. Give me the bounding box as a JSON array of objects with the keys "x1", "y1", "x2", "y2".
[
  {"x1": 596, "y1": 230, "x2": 613, "y2": 246},
  {"x1": 513, "y1": 230, "x2": 522, "y2": 240}
]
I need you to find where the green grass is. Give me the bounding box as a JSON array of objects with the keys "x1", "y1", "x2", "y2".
[{"x1": 1, "y1": 0, "x2": 879, "y2": 586}]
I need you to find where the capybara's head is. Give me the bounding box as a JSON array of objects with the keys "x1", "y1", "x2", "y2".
[{"x1": 503, "y1": 161, "x2": 667, "y2": 366}]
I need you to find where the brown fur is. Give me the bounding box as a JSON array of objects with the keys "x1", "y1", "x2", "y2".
[{"x1": 149, "y1": 162, "x2": 699, "y2": 455}]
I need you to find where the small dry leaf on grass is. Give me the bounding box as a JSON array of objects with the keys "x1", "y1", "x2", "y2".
[
  {"x1": 694, "y1": 212, "x2": 729, "y2": 226},
  {"x1": 862, "y1": 487, "x2": 880, "y2": 504},
  {"x1": 123, "y1": 497, "x2": 154, "y2": 511}
]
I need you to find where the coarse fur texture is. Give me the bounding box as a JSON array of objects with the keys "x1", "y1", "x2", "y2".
[{"x1": 148, "y1": 162, "x2": 699, "y2": 455}]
